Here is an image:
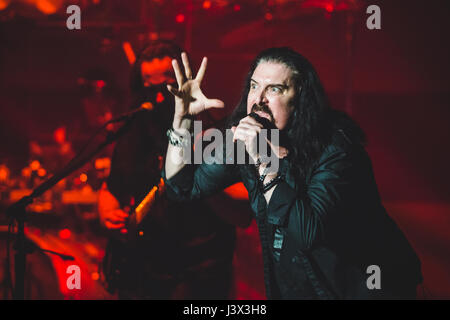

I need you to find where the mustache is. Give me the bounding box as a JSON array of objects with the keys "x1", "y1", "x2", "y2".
[{"x1": 250, "y1": 104, "x2": 274, "y2": 123}]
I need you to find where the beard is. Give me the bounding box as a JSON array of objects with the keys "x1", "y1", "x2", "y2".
[
  {"x1": 249, "y1": 104, "x2": 291, "y2": 148},
  {"x1": 250, "y1": 103, "x2": 275, "y2": 125}
]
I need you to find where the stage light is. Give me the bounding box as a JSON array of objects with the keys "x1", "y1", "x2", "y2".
[
  {"x1": 22, "y1": 167, "x2": 32, "y2": 178},
  {"x1": 79, "y1": 173, "x2": 88, "y2": 183},
  {"x1": 156, "y1": 92, "x2": 165, "y2": 103},
  {"x1": 59, "y1": 228, "x2": 71, "y2": 240},
  {"x1": 175, "y1": 13, "x2": 185, "y2": 23},
  {"x1": 37, "y1": 168, "x2": 47, "y2": 177},
  {"x1": 0, "y1": 165, "x2": 9, "y2": 182},
  {"x1": 202, "y1": 0, "x2": 211, "y2": 10},
  {"x1": 91, "y1": 272, "x2": 100, "y2": 281},
  {"x1": 53, "y1": 126, "x2": 66, "y2": 144},
  {"x1": 30, "y1": 160, "x2": 41, "y2": 171},
  {"x1": 0, "y1": 0, "x2": 11, "y2": 11},
  {"x1": 95, "y1": 80, "x2": 105, "y2": 89},
  {"x1": 233, "y1": 4, "x2": 241, "y2": 11},
  {"x1": 35, "y1": 0, "x2": 63, "y2": 15},
  {"x1": 325, "y1": 3, "x2": 334, "y2": 12},
  {"x1": 264, "y1": 12, "x2": 273, "y2": 21}
]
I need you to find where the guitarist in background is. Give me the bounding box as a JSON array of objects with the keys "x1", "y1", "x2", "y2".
[{"x1": 98, "y1": 41, "x2": 242, "y2": 299}]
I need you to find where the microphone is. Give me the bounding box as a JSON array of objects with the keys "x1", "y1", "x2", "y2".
[
  {"x1": 107, "y1": 102, "x2": 153, "y2": 124},
  {"x1": 249, "y1": 111, "x2": 289, "y2": 147},
  {"x1": 248, "y1": 112, "x2": 277, "y2": 137},
  {"x1": 225, "y1": 112, "x2": 277, "y2": 165}
]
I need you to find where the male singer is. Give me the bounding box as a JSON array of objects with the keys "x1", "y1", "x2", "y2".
[{"x1": 163, "y1": 47, "x2": 423, "y2": 299}]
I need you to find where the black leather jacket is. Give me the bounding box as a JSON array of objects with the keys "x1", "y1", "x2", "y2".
[{"x1": 164, "y1": 129, "x2": 422, "y2": 299}]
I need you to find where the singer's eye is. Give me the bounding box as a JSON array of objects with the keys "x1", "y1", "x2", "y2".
[
  {"x1": 250, "y1": 83, "x2": 258, "y2": 90},
  {"x1": 269, "y1": 86, "x2": 282, "y2": 94}
]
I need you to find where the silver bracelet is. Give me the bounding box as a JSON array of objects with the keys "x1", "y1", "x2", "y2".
[{"x1": 166, "y1": 127, "x2": 191, "y2": 148}]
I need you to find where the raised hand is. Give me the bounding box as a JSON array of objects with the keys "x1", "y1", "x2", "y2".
[{"x1": 167, "y1": 52, "x2": 224, "y2": 127}]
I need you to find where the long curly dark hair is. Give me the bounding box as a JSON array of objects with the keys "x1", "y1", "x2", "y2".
[{"x1": 227, "y1": 47, "x2": 366, "y2": 195}]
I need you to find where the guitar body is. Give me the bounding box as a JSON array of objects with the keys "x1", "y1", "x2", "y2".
[{"x1": 101, "y1": 178, "x2": 165, "y2": 293}]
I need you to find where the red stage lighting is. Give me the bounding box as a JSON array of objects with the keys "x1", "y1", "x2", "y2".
[
  {"x1": 175, "y1": 13, "x2": 185, "y2": 23},
  {"x1": 156, "y1": 92, "x2": 165, "y2": 103},
  {"x1": 95, "y1": 80, "x2": 105, "y2": 89},
  {"x1": 0, "y1": 0, "x2": 10, "y2": 11},
  {"x1": 264, "y1": 12, "x2": 273, "y2": 21},
  {"x1": 325, "y1": 3, "x2": 334, "y2": 12},
  {"x1": 202, "y1": 1, "x2": 211, "y2": 10},
  {"x1": 59, "y1": 229, "x2": 71, "y2": 240},
  {"x1": 35, "y1": 0, "x2": 63, "y2": 15}
]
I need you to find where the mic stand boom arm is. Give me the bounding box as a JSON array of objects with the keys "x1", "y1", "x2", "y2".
[{"x1": 6, "y1": 119, "x2": 132, "y2": 300}]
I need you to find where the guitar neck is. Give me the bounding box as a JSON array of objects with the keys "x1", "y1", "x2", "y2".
[{"x1": 130, "y1": 178, "x2": 165, "y2": 227}]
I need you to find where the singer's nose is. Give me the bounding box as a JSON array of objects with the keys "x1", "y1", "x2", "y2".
[{"x1": 256, "y1": 88, "x2": 268, "y2": 106}]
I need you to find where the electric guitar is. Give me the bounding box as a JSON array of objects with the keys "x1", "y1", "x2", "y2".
[
  {"x1": 101, "y1": 178, "x2": 165, "y2": 293},
  {"x1": 113, "y1": 177, "x2": 166, "y2": 243}
]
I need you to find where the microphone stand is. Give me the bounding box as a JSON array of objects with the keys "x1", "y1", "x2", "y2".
[{"x1": 6, "y1": 113, "x2": 135, "y2": 300}]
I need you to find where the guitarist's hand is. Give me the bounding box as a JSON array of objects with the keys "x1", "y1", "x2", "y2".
[{"x1": 98, "y1": 183, "x2": 130, "y2": 230}]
